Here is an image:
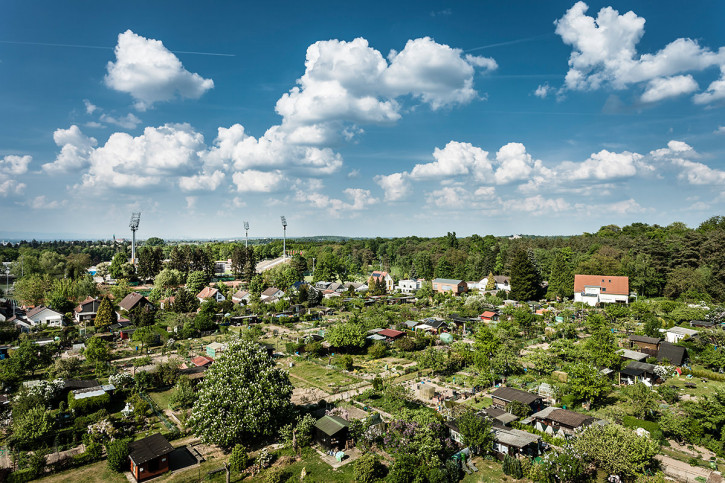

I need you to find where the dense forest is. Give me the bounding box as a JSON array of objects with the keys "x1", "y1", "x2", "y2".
[{"x1": 2, "y1": 215, "x2": 724, "y2": 302}]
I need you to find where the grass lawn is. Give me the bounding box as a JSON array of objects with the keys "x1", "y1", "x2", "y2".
[
  {"x1": 149, "y1": 387, "x2": 176, "y2": 410},
  {"x1": 663, "y1": 375, "x2": 725, "y2": 399},
  {"x1": 461, "y1": 396, "x2": 493, "y2": 410},
  {"x1": 284, "y1": 358, "x2": 360, "y2": 393},
  {"x1": 461, "y1": 456, "x2": 523, "y2": 482},
  {"x1": 37, "y1": 460, "x2": 127, "y2": 483}
]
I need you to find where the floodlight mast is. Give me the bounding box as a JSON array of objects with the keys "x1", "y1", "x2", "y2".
[
  {"x1": 129, "y1": 212, "x2": 141, "y2": 266},
  {"x1": 281, "y1": 216, "x2": 287, "y2": 259},
  {"x1": 244, "y1": 221, "x2": 249, "y2": 248}
]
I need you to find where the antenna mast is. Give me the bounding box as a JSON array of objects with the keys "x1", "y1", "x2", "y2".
[{"x1": 244, "y1": 221, "x2": 249, "y2": 248}]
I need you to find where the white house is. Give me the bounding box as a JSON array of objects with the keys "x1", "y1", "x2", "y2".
[
  {"x1": 368, "y1": 271, "x2": 394, "y2": 292},
  {"x1": 665, "y1": 326, "x2": 698, "y2": 344},
  {"x1": 478, "y1": 275, "x2": 511, "y2": 292},
  {"x1": 25, "y1": 306, "x2": 64, "y2": 327},
  {"x1": 261, "y1": 287, "x2": 285, "y2": 300},
  {"x1": 231, "y1": 290, "x2": 251, "y2": 304},
  {"x1": 397, "y1": 279, "x2": 423, "y2": 294},
  {"x1": 573, "y1": 275, "x2": 629, "y2": 306}
]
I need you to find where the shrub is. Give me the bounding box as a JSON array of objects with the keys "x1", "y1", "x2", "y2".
[
  {"x1": 341, "y1": 355, "x2": 354, "y2": 371},
  {"x1": 368, "y1": 342, "x2": 388, "y2": 359},
  {"x1": 229, "y1": 443, "x2": 249, "y2": 473},
  {"x1": 68, "y1": 391, "x2": 111, "y2": 415},
  {"x1": 354, "y1": 453, "x2": 385, "y2": 483},
  {"x1": 264, "y1": 468, "x2": 289, "y2": 483},
  {"x1": 106, "y1": 439, "x2": 130, "y2": 472}
]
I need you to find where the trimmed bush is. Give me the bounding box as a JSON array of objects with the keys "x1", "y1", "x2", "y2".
[{"x1": 106, "y1": 439, "x2": 130, "y2": 472}]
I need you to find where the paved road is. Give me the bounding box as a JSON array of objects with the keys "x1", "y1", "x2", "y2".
[{"x1": 256, "y1": 256, "x2": 290, "y2": 273}]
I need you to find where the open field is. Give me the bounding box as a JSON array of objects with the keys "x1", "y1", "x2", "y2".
[{"x1": 283, "y1": 358, "x2": 361, "y2": 393}]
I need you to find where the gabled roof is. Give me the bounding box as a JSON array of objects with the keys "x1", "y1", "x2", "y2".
[
  {"x1": 370, "y1": 271, "x2": 390, "y2": 279},
  {"x1": 197, "y1": 287, "x2": 219, "y2": 299},
  {"x1": 75, "y1": 296, "x2": 99, "y2": 313},
  {"x1": 657, "y1": 342, "x2": 687, "y2": 366},
  {"x1": 314, "y1": 415, "x2": 349, "y2": 436},
  {"x1": 26, "y1": 306, "x2": 62, "y2": 319},
  {"x1": 491, "y1": 387, "x2": 541, "y2": 405},
  {"x1": 129, "y1": 433, "x2": 175, "y2": 465},
  {"x1": 118, "y1": 292, "x2": 148, "y2": 311},
  {"x1": 544, "y1": 408, "x2": 594, "y2": 428},
  {"x1": 574, "y1": 274, "x2": 629, "y2": 295},
  {"x1": 493, "y1": 428, "x2": 540, "y2": 448},
  {"x1": 262, "y1": 287, "x2": 282, "y2": 297}
]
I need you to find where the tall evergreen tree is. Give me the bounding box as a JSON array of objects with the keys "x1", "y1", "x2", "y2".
[
  {"x1": 485, "y1": 272, "x2": 496, "y2": 291},
  {"x1": 509, "y1": 248, "x2": 542, "y2": 301},
  {"x1": 94, "y1": 297, "x2": 116, "y2": 330},
  {"x1": 548, "y1": 248, "x2": 574, "y2": 299}
]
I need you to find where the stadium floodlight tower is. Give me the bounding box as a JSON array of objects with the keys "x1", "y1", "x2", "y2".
[
  {"x1": 129, "y1": 212, "x2": 141, "y2": 266},
  {"x1": 244, "y1": 221, "x2": 250, "y2": 248},
  {"x1": 280, "y1": 216, "x2": 287, "y2": 259}
]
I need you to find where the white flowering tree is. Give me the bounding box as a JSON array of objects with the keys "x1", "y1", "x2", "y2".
[{"x1": 188, "y1": 338, "x2": 293, "y2": 448}]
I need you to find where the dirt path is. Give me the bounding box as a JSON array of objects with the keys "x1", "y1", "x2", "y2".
[{"x1": 655, "y1": 454, "x2": 715, "y2": 483}]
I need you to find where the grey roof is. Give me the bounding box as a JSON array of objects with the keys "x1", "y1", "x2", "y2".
[
  {"x1": 491, "y1": 387, "x2": 541, "y2": 405},
  {"x1": 667, "y1": 326, "x2": 698, "y2": 337},
  {"x1": 432, "y1": 278, "x2": 465, "y2": 285},
  {"x1": 129, "y1": 433, "x2": 174, "y2": 465},
  {"x1": 494, "y1": 428, "x2": 540, "y2": 448},
  {"x1": 404, "y1": 320, "x2": 419, "y2": 328},
  {"x1": 366, "y1": 334, "x2": 386, "y2": 341},
  {"x1": 315, "y1": 415, "x2": 349, "y2": 436},
  {"x1": 618, "y1": 349, "x2": 649, "y2": 361}
]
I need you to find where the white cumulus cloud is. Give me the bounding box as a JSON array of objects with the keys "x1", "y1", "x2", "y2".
[
  {"x1": 275, "y1": 36, "x2": 495, "y2": 145},
  {"x1": 554, "y1": 2, "x2": 725, "y2": 103},
  {"x1": 42, "y1": 125, "x2": 97, "y2": 174},
  {"x1": 374, "y1": 172, "x2": 411, "y2": 201},
  {"x1": 0, "y1": 155, "x2": 32, "y2": 175},
  {"x1": 232, "y1": 169, "x2": 287, "y2": 193},
  {"x1": 79, "y1": 123, "x2": 205, "y2": 190},
  {"x1": 411, "y1": 141, "x2": 493, "y2": 181},
  {"x1": 179, "y1": 170, "x2": 225, "y2": 192},
  {"x1": 105, "y1": 30, "x2": 214, "y2": 110},
  {"x1": 641, "y1": 75, "x2": 698, "y2": 103},
  {"x1": 100, "y1": 113, "x2": 142, "y2": 129}
]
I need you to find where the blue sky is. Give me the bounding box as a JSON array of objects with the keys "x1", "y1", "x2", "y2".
[{"x1": 1, "y1": 0, "x2": 724, "y2": 239}]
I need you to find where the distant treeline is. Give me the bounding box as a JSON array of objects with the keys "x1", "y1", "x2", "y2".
[{"x1": 2, "y1": 216, "x2": 724, "y2": 301}]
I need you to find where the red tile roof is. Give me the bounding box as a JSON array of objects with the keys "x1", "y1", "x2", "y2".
[
  {"x1": 378, "y1": 329, "x2": 405, "y2": 338},
  {"x1": 481, "y1": 311, "x2": 497, "y2": 318},
  {"x1": 191, "y1": 355, "x2": 214, "y2": 367},
  {"x1": 574, "y1": 275, "x2": 629, "y2": 295},
  {"x1": 197, "y1": 287, "x2": 219, "y2": 299}
]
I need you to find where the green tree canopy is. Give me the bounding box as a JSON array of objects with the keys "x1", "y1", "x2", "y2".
[
  {"x1": 326, "y1": 322, "x2": 366, "y2": 351},
  {"x1": 189, "y1": 338, "x2": 293, "y2": 448},
  {"x1": 573, "y1": 423, "x2": 659, "y2": 478},
  {"x1": 94, "y1": 296, "x2": 116, "y2": 330}
]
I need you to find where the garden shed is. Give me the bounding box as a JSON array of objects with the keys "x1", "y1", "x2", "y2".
[
  {"x1": 314, "y1": 415, "x2": 349, "y2": 450},
  {"x1": 128, "y1": 433, "x2": 174, "y2": 481}
]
